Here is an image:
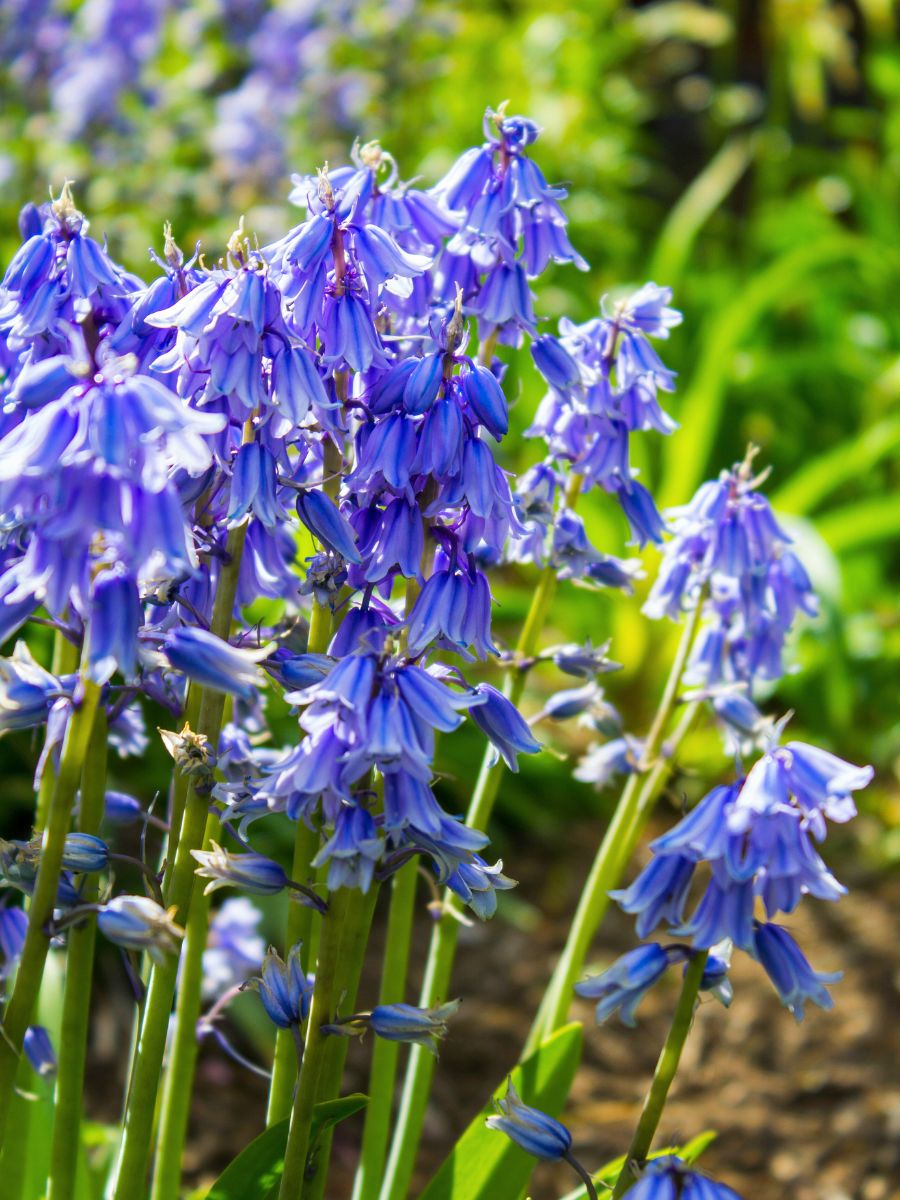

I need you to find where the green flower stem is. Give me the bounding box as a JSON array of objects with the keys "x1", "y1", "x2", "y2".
[
  {"x1": 149, "y1": 810, "x2": 221, "y2": 1200},
  {"x1": 611, "y1": 951, "x2": 709, "y2": 1199},
  {"x1": 378, "y1": 474, "x2": 581, "y2": 1200},
  {"x1": 111, "y1": 524, "x2": 247, "y2": 1200},
  {"x1": 351, "y1": 862, "x2": 418, "y2": 1200},
  {"x1": 525, "y1": 600, "x2": 705, "y2": 1051},
  {"x1": 47, "y1": 708, "x2": 109, "y2": 1200},
  {"x1": 0, "y1": 678, "x2": 101, "y2": 1146},
  {"x1": 277, "y1": 884, "x2": 377, "y2": 1200},
  {"x1": 267, "y1": 822, "x2": 322, "y2": 1125},
  {"x1": 161, "y1": 682, "x2": 202, "y2": 896},
  {"x1": 302, "y1": 884, "x2": 379, "y2": 1200},
  {"x1": 267, "y1": 574, "x2": 337, "y2": 1126}
]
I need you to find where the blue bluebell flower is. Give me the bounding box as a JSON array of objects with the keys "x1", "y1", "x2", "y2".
[
  {"x1": 0, "y1": 905, "x2": 27, "y2": 978},
  {"x1": 251, "y1": 944, "x2": 313, "y2": 1029},
  {"x1": 623, "y1": 1156, "x2": 743, "y2": 1199},
  {"x1": 485, "y1": 1078, "x2": 572, "y2": 1160},
  {"x1": 576, "y1": 943, "x2": 691, "y2": 1026},
  {"x1": 751, "y1": 921, "x2": 841, "y2": 1020},
  {"x1": 191, "y1": 843, "x2": 288, "y2": 897},
  {"x1": 468, "y1": 684, "x2": 541, "y2": 771},
  {"x1": 324, "y1": 1000, "x2": 460, "y2": 1055},
  {"x1": 60, "y1": 833, "x2": 109, "y2": 873},
  {"x1": 97, "y1": 895, "x2": 183, "y2": 964},
  {"x1": 23, "y1": 1025, "x2": 56, "y2": 1079}
]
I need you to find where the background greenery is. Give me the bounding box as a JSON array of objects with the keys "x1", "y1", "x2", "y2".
[{"x1": 1, "y1": 0, "x2": 897, "y2": 852}]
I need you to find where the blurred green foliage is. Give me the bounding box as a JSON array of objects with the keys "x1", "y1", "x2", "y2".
[{"x1": 0, "y1": 0, "x2": 897, "y2": 851}]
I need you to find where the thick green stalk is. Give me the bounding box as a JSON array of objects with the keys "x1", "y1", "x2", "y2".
[
  {"x1": 0, "y1": 678, "x2": 101, "y2": 1145},
  {"x1": 267, "y1": 574, "x2": 336, "y2": 1125},
  {"x1": 302, "y1": 884, "x2": 378, "y2": 1200},
  {"x1": 526, "y1": 601, "x2": 705, "y2": 1050},
  {"x1": 611, "y1": 952, "x2": 709, "y2": 1199},
  {"x1": 149, "y1": 810, "x2": 220, "y2": 1200},
  {"x1": 111, "y1": 525, "x2": 246, "y2": 1200},
  {"x1": 48, "y1": 709, "x2": 109, "y2": 1200},
  {"x1": 378, "y1": 514, "x2": 574, "y2": 1200},
  {"x1": 352, "y1": 863, "x2": 418, "y2": 1200},
  {"x1": 277, "y1": 885, "x2": 375, "y2": 1200}
]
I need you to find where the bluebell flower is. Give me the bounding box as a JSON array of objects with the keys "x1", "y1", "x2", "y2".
[
  {"x1": 312, "y1": 805, "x2": 383, "y2": 893},
  {"x1": 60, "y1": 833, "x2": 109, "y2": 873},
  {"x1": 163, "y1": 628, "x2": 272, "y2": 701},
  {"x1": 202, "y1": 898, "x2": 265, "y2": 1001},
  {"x1": 88, "y1": 568, "x2": 143, "y2": 685},
  {"x1": 324, "y1": 1000, "x2": 460, "y2": 1055},
  {"x1": 443, "y1": 855, "x2": 516, "y2": 920},
  {"x1": 645, "y1": 455, "x2": 818, "y2": 689},
  {"x1": 297, "y1": 490, "x2": 362, "y2": 565},
  {"x1": 97, "y1": 895, "x2": 183, "y2": 964},
  {"x1": 610, "y1": 856, "x2": 695, "y2": 940},
  {"x1": 250, "y1": 944, "x2": 313, "y2": 1029},
  {"x1": 0, "y1": 905, "x2": 27, "y2": 978},
  {"x1": 576, "y1": 943, "x2": 691, "y2": 1026},
  {"x1": 191, "y1": 843, "x2": 288, "y2": 897},
  {"x1": 0, "y1": 642, "x2": 64, "y2": 731},
  {"x1": 549, "y1": 639, "x2": 619, "y2": 679},
  {"x1": 623, "y1": 1156, "x2": 743, "y2": 1199},
  {"x1": 468, "y1": 684, "x2": 541, "y2": 771},
  {"x1": 485, "y1": 1078, "x2": 572, "y2": 1160},
  {"x1": 751, "y1": 921, "x2": 841, "y2": 1020},
  {"x1": 574, "y1": 736, "x2": 644, "y2": 790},
  {"x1": 23, "y1": 1025, "x2": 56, "y2": 1079}
]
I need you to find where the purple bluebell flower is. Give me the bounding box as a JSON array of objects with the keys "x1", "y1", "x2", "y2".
[
  {"x1": 0, "y1": 643, "x2": 64, "y2": 731},
  {"x1": 574, "y1": 736, "x2": 644, "y2": 790},
  {"x1": 486, "y1": 1078, "x2": 572, "y2": 1160},
  {"x1": 576, "y1": 943, "x2": 691, "y2": 1026},
  {"x1": 297, "y1": 490, "x2": 362, "y2": 565},
  {"x1": 468, "y1": 684, "x2": 541, "y2": 771},
  {"x1": 202, "y1": 898, "x2": 265, "y2": 1001},
  {"x1": 645, "y1": 455, "x2": 818, "y2": 689},
  {"x1": 163, "y1": 628, "x2": 272, "y2": 701}
]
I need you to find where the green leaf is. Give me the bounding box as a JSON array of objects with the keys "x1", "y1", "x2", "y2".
[
  {"x1": 203, "y1": 1094, "x2": 367, "y2": 1200},
  {"x1": 658, "y1": 235, "x2": 886, "y2": 510},
  {"x1": 772, "y1": 415, "x2": 900, "y2": 516},
  {"x1": 419, "y1": 1022, "x2": 583, "y2": 1200},
  {"x1": 557, "y1": 1131, "x2": 718, "y2": 1200}
]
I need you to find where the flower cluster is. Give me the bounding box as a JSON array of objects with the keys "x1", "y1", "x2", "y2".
[{"x1": 644, "y1": 452, "x2": 818, "y2": 686}]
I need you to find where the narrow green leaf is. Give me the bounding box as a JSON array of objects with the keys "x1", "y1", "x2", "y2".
[
  {"x1": 772, "y1": 415, "x2": 900, "y2": 515},
  {"x1": 648, "y1": 134, "x2": 755, "y2": 289},
  {"x1": 419, "y1": 1022, "x2": 583, "y2": 1200},
  {"x1": 203, "y1": 1093, "x2": 367, "y2": 1200},
  {"x1": 817, "y1": 497, "x2": 900, "y2": 553},
  {"x1": 658, "y1": 236, "x2": 884, "y2": 509}
]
